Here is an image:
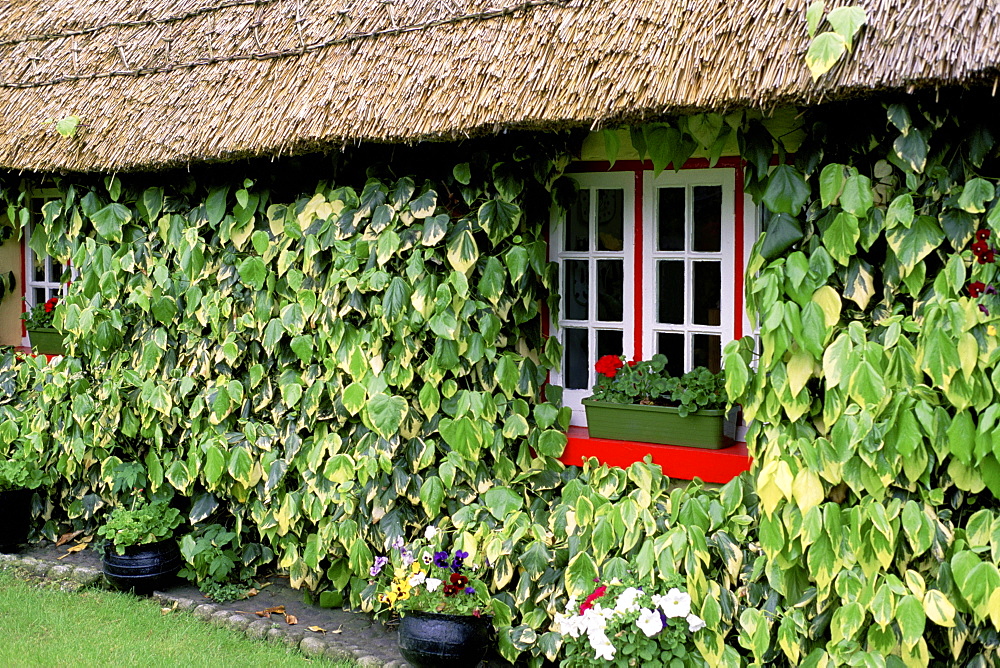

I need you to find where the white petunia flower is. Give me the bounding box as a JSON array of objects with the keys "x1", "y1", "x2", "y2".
[
  {"x1": 659, "y1": 588, "x2": 692, "y2": 618},
  {"x1": 636, "y1": 608, "x2": 664, "y2": 637},
  {"x1": 587, "y1": 627, "x2": 616, "y2": 661},
  {"x1": 424, "y1": 526, "x2": 439, "y2": 540},
  {"x1": 686, "y1": 614, "x2": 706, "y2": 632},
  {"x1": 424, "y1": 577, "x2": 443, "y2": 592},
  {"x1": 614, "y1": 587, "x2": 642, "y2": 614}
]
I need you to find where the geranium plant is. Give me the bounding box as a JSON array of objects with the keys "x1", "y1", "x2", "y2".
[
  {"x1": 589, "y1": 354, "x2": 726, "y2": 416},
  {"x1": 553, "y1": 577, "x2": 705, "y2": 666},
  {"x1": 97, "y1": 496, "x2": 182, "y2": 555},
  {"x1": 366, "y1": 526, "x2": 494, "y2": 617},
  {"x1": 20, "y1": 296, "x2": 59, "y2": 329}
]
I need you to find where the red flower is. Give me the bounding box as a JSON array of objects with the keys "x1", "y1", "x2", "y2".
[
  {"x1": 442, "y1": 584, "x2": 462, "y2": 597},
  {"x1": 978, "y1": 229, "x2": 992, "y2": 241},
  {"x1": 579, "y1": 585, "x2": 608, "y2": 614},
  {"x1": 449, "y1": 573, "x2": 469, "y2": 587},
  {"x1": 594, "y1": 355, "x2": 624, "y2": 378},
  {"x1": 973, "y1": 240, "x2": 990, "y2": 256},
  {"x1": 627, "y1": 360, "x2": 637, "y2": 367},
  {"x1": 979, "y1": 250, "x2": 997, "y2": 264},
  {"x1": 970, "y1": 281, "x2": 987, "y2": 298},
  {"x1": 44, "y1": 297, "x2": 59, "y2": 313}
]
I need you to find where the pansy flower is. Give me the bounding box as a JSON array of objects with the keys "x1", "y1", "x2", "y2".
[
  {"x1": 969, "y1": 281, "x2": 987, "y2": 298},
  {"x1": 978, "y1": 229, "x2": 992, "y2": 241}
]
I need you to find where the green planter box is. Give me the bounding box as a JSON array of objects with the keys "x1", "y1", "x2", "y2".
[
  {"x1": 583, "y1": 399, "x2": 733, "y2": 449},
  {"x1": 27, "y1": 327, "x2": 65, "y2": 355}
]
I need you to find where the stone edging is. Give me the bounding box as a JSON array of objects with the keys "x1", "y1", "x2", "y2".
[{"x1": 0, "y1": 553, "x2": 409, "y2": 668}]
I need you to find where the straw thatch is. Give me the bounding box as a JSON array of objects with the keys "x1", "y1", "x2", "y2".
[{"x1": 0, "y1": 0, "x2": 998, "y2": 172}]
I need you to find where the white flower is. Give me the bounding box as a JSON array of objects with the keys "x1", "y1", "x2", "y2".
[
  {"x1": 636, "y1": 608, "x2": 664, "y2": 637},
  {"x1": 614, "y1": 587, "x2": 642, "y2": 614},
  {"x1": 659, "y1": 588, "x2": 692, "y2": 618},
  {"x1": 587, "y1": 628, "x2": 616, "y2": 661},
  {"x1": 424, "y1": 526, "x2": 439, "y2": 540},
  {"x1": 424, "y1": 577, "x2": 443, "y2": 592},
  {"x1": 686, "y1": 614, "x2": 706, "y2": 632},
  {"x1": 408, "y1": 571, "x2": 426, "y2": 587}
]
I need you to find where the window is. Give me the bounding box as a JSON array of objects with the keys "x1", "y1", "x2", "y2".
[
  {"x1": 24, "y1": 223, "x2": 66, "y2": 309},
  {"x1": 550, "y1": 163, "x2": 749, "y2": 427}
]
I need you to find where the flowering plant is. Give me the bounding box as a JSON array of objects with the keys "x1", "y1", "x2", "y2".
[
  {"x1": 553, "y1": 577, "x2": 705, "y2": 666},
  {"x1": 588, "y1": 354, "x2": 726, "y2": 416},
  {"x1": 366, "y1": 526, "x2": 494, "y2": 617},
  {"x1": 21, "y1": 296, "x2": 60, "y2": 329},
  {"x1": 967, "y1": 228, "x2": 1000, "y2": 316}
]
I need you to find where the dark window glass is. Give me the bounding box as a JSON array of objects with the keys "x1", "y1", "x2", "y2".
[
  {"x1": 596, "y1": 330, "x2": 623, "y2": 360},
  {"x1": 33, "y1": 260, "x2": 45, "y2": 282},
  {"x1": 565, "y1": 328, "x2": 589, "y2": 389},
  {"x1": 693, "y1": 262, "x2": 721, "y2": 326},
  {"x1": 51, "y1": 262, "x2": 64, "y2": 283},
  {"x1": 33, "y1": 288, "x2": 45, "y2": 305},
  {"x1": 656, "y1": 333, "x2": 685, "y2": 378},
  {"x1": 693, "y1": 186, "x2": 722, "y2": 252},
  {"x1": 596, "y1": 189, "x2": 624, "y2": 251},
  {"x1": 657, "y1": 260, "x2": 684, "y2": 324},
  {"x1": 564, "y1": 260, "x2": 589, "y2": 320},
  {"x1": 566, "y1": 190, "x2": 590, "y2": 251},
  {"x1": 657, "y1": 188, "x2": 685, "y2": 251},
  {"x1": 596, "y1": 260, "x2": 624, "y2": 321},
  {"x1": 693, "y1": 333, "x2": 722, "y2": 373}
]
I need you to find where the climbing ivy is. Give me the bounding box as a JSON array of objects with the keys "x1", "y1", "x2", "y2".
[{"x1": 726, "y1": 91, "x2": 1000, "y2": 665}]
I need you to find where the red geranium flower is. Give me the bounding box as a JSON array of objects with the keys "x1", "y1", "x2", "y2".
[
  {"x1": 579, "y1": 585, "x2": 608, "y2": 614},
  {"x1": 44, "y1": 297, "x2": 59, "y2": 313},
  {"x1": 978, "y1": 229, "x2": 992, "y2": 241},
  {"x1": 973, "y1": 240, "x2": 990, "y2": 256},
  {"x1": 594, "y1": 355, "x2": 624, "y2": 378},
  {"x1": 970, "y1": 281, "x2": 987, "y2": 298}
]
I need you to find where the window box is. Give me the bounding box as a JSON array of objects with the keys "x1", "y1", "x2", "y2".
[
  {"x1": 26, "y1": 327, "x2": 65, "y2": 355},
  {"x1": 582, "y1": 399, "x2": 733, "y2": 449}
]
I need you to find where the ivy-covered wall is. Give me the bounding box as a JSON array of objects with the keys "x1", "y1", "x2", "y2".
[{"x1": 6, "y1": 89, "x2": 1000, "y2": 666}]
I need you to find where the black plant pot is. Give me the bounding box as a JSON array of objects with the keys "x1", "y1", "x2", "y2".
[
  {"x1": 102, "y1": 539, "x2": 182, "y2": 594},
  {"x1": 0, "y1": 488, "x2": 33, "y2": 552},
  {"x1": 398, "y1": 611, "x2": 492, "y2": 668}
]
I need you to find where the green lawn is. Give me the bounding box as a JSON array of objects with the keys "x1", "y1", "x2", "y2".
[{"x1": 0, "y1": 570, "x2": 357, "y2": 667}]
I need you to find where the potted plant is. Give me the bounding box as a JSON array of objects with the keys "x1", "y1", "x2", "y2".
[
  {"x1": 582, "y1": 354, "x2": 733, "y2": 448},
  {"x1": 552, "y1": 576, "x2": 706, "y2": 666},
  {"x1": 21, "y1": 296, "x2": 65, "y2": 355},
  {"x1": 97, "y1": 495, "x2": 183, "y2": 594},
  {"x1": 368, "y1": 526, "x2": 496, "y2": 668},
  {"x1": 0, "y1": 452, "x2": 46, "y2": 553}
]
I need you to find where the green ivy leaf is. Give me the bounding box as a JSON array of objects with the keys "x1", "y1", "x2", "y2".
[
  {"x1": 826, "y1": 6, "x2": 867, "y2": 49},
  {"x1": 823, "y1": 212, "x2": 860, "y2": 265},
  {"x1": 238, "y1": 256, "x2": 267, "y2": 290},
  {"x1": 886, "y1": 215, "x2": 943, "y2": 274},
  {"x1": 483, "y1": 487, "x2": 522, "y2": 520},
  {"x1": 819, "y1": 163, "x2": 847, "y2": 208},
  {"x1": 91, "y1": 203, "x2": 131, "y2": 242},
  {"x1": 446, "y1": 229, "x2": 479, "y2": 274},
  {"x1": 478, "y1": 200, "x2": 521, "y2": 245},
  {"x1": 958, "y1": 178, "x2": 995, "y2": 214},
  {"x1": 840, "y1": 174, "x2": 873, "y2": 217},
  {"x1": 806, "y1": 1, "x2": 825, "y2": 38},
  {"x1": 602, "y1": 130, "x2": 620, "y2": 168},
  {"x1": 894, "y1": 130, "x2": 928, "y2": 173},
  {"x1": 367, "y1": 394, "x2": 407, "y2": 439},
  {"x1": 886, "y1": 193, "x2": 914, "y2": 229},
  {"x1": 806, "y1": 32, "x2": 847, "y2": 79},
  {"x1": 762, "y1": 165, "x2": 810, "y2": 216},
  {"x1": 565, "y1": 551, "x2": 599, "y2": 599},
  {"x1": 438, "y1": 416, "x2": 484, "y2": 459},
  {"x1": 420, "y1": 477, "x2": 446, "y2": 516},
  {"x1": 205, "y1": 186, "x2": 229, "y2": 226}
]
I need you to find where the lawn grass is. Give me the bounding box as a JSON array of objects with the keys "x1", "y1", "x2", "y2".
[{"x1": 0, "y1": 570, "x2": 357, "y2": 667}]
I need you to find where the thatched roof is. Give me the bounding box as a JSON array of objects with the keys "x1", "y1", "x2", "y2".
[{"x1": 0, "y1": 0, "x2": 997, "y2": 173}]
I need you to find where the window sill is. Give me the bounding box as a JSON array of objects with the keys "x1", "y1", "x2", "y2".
[{"x1": 560, "y1": 426, "x2": 751, "y2": 484}]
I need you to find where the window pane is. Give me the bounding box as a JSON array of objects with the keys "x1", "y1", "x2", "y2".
[
  {"x1": 656, "y1": 333, "x2": 685, "y2": 377},
  {"x1": 693, "y1": 333, "x2": 722, "y2": 373},
  {"x1": 564, "y1": 260, "x2": 589, "y2": 320},
  {"x1": 693, "y1": 186, "x2": 722, "y2": 252},
  {"x1": 657, "y1": 260, "x2": 684, "y2": 324},
  {"x1": 596, "y1": 330, "x2": 623, "y2": 360},
  {"x1": 596, "y1": 189, "x2": 624, "y2": 251},
  {"x1": 51, "y1": 261, "x2": 64, "y2": 282},
  {"x1": 596, "y1": 260, "x2": 624, "y2": 321},
  {"x1": 565, "y1": 190, "x2": 590, "y2": 252},
  {"x1": 33, "y1": 287, "x2": 45, "y2": 305},
  {"x1": 657, "y1": 187, "x2": 685, "y2": 251},
  {"x1": 693, "y1": 262, "x2": 721, "y2": 325},
  {"x1": 33, "y1": 260, "x2": 45, "y2": 282},
  {"x1": 565, "y1": 328, "x2": 589, "y2": 390}
]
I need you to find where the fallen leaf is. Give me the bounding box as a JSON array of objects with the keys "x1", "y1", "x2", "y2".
[
  {"x1": 160, "y1": 607, "x2": 173, "y2": 615},
  {"x1": 246, "y1": 588, "x2": 258, "y2": 597},
  {"x1": 255, "y1": 605, "x2": 285, "y2": 617},
  {"x1": 285, "y1": 614, "x2": 298, "y2": 625},
  {"x1": 78, "y1": 535, "x2": 94, "y2": 544},
  {"x1": 330, "y1": 626, "x2": 343, "y2": 634},
  {"x1": 307, "y1": 625, "x2": 326, "y2": 634},
  {"x1": 55, "y1": 530, "x2": 83, "y2": 547},
  {"x1": 64, "y1": 544, "x2": 87, "y2": 554}
]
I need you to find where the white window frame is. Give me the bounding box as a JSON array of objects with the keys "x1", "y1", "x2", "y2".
[
  {"x1": 642, "y1": 168, "x2": 736, "y2": 371},
  {"x1": 551, "y1": 166, "x2": 747, "y2": 428},
  {"x1": 549, "y1": 172, "x2": 636, "y2": 425}
]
